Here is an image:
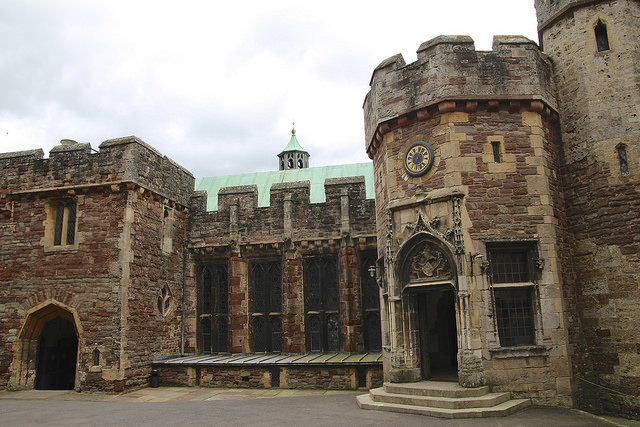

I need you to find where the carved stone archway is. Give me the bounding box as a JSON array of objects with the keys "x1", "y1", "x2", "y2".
[{"x1": 393, "y1": 233, "x2": 460, "y2": 380}]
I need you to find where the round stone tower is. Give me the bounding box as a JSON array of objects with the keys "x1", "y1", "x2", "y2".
[
  {"x1": 535, "y1": 0, "x2": 640, "y2": 416},
  {"x1": 278, "y1": 126, "x2": 310, "y2": 170}
]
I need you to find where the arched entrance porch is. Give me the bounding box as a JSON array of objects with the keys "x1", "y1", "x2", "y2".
[{"x1": 397, "y1": 233, "x2": 459, "y2": 381}]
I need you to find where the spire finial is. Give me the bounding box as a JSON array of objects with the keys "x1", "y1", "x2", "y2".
[{"x1": 291, "y1": 121, "x2": 296, "y2": 135}]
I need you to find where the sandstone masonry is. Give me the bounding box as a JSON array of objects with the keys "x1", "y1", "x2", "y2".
[{"x1": 364, "y1": 0, "x2": 639, "y2": 419}]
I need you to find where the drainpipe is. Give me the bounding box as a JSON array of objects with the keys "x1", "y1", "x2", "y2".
[{"x1": 181, "y1": 243, "x2": 188, "y2": 356}]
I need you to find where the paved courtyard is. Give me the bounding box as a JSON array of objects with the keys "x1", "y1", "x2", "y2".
[{"x1": 0, "y1": 387, "x2": 630, "y2": 426}]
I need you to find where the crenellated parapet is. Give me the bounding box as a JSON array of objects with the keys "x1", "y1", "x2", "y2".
[
  {"x1": 534, "y1": 0, "x2": 608, "y2": 30},
  {"x1": 188, "y1": 176, "x2": 375, "y2": 250},
  {"x1": 0, "y1": 136, "x2": 194, "y2": 206},
  {"x1": 363, "y1": 35, "x2": 557, "y2": 157}
]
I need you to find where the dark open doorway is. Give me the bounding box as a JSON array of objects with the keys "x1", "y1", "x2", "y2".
[
  {"x1": 417, "y1": 285, "x2": 458, "y2": 381},
  {"x1": 35, "y1": 316, "x2": 78, "y2": 390}
]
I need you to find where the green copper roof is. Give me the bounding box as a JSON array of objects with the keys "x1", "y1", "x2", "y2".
[
  {"x1": 278, "y1": 128, "x2": 309, "y2": 156},
  {"x1": 195, "y1": 162, "x2": 374, "y2": 211}
]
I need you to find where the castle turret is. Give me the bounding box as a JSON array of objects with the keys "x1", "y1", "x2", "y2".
[
  {"x1": 535, "y1": 0, "x2": 640, "y2": 417},
  {"x1": 363, "y1": 34, "x2": 574, "y2": 407},
  {"x1": 278, "y1": 125, "x2": 309, "y2": 170}
]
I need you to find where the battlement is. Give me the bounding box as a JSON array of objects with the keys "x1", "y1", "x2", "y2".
[
  {"x1": 364, "y1": 35, "x2": 556, "y2": 152},
  {"x1": 0, "y1": 136, "x2": 194, "y2": 205},
  {"x1": 534, "y1": 0, "x2": 605, "y2": 29},
  {"x1": 189, "y1": 176, "x2": 375, "y2": 247}
]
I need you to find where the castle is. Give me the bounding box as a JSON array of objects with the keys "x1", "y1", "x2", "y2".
[{"x1": 0, "y1": 0, "x2": 638, "y2": 419}]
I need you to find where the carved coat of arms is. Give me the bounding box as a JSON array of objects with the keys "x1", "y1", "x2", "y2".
[{"x1": 408, "y1": 242, "x2": 452, "y2": 282}]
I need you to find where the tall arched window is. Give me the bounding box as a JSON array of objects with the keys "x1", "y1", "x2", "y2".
[
  {"x1": 360, "y1": 251, "x2": 381, "y2": 351},
  {"x1": 249, "y1": 260, "x2": 282, "y2": 352},
  {"x1": 198, "y1": 262, "x2": 229, "y2": 353},
  {"x1": 303, "y1": 255, "x2": 340, "y2": 352}
]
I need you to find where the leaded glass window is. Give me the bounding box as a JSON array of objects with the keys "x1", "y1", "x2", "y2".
[
  {"x1": 303, "y1": 255, "x2": 340, "y2": 352},
  {"x1": 487, "y1": 242, "x2": 538, "y2": 347},
  {"x1": 494, "y1": 288, "x2": 535, "y2": 347},
  {"x1": 365, "y1": 312, "x2": 382, "y2": 351},
  {"x1": 198, "y1": 262, "x2": 229, "y2": 353},
  {"x1": 488, "y1": 243, "x2": 535, "y2": 284},
  {"x1": 249, "y1": 260, "x2": 282, "y2": 352},
  {"x1": 360, "y1": 251, "x2": 381, "y2": 351}
]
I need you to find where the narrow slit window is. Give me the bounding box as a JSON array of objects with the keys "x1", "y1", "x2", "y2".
[
  {"x1": 618, "y1": 146, "x2": 629, "y2": 176},
  {"x1": 595, "y1": 20, "x2": 610, "y2": 52},
  {"x1": 92, "y1": 348, "x2": 100, "y2": 366},
  {"x1": 491, "y1": 141, "x2": 501, "y2": 163},
  {"x1": 52, "y1": 200, "x2": 76, "y2": 246},
  {"x1": 54, "y1": 205, "x2": 65, "y2": 245}
]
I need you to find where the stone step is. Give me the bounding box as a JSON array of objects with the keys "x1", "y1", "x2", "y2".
[
  {"x1": 383, "y1": 381, "x2": 490, "y2": 398},
  {"x1": 356, "y1": 394, "x2": 531, "y2": 419},
  {"x1": 370, "y1": 387, "x2": 511, "y2": 409}
]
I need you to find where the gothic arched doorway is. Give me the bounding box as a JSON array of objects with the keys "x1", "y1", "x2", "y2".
[
  {"x1": 35, "y1": 316, "x2": 78, "y2": 390},
  {"x1": 11, "y1": 301, "x2": 81, "y2": 390},
  {"x1": 398, "y1": 234, "x2": 459, "y2": 381}
]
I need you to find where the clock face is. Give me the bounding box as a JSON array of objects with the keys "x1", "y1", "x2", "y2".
[{"x1": 403, "y1": 142, "x2": 435, "y2": 177}]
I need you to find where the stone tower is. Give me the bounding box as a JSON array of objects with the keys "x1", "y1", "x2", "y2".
[
  {"x1": 278, "y1": 126, "x2": 310, "y2": 170},
  {"x1": 364, "y1": 35, "x2": 574, "y2": 406},
  {"x1": 535, "y1": 0, "x2": 640, "y2": 416}
]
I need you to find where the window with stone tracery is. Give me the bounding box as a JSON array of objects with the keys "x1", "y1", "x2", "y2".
[
  {"x1": 249, "y1": 260, "x2": 282, "y2": 352},
  {"x1": 198, "y1": 262, "x2": 228, "y2": 353},
  {"x1": 157, "y1": 284, "x2": 173, "y2": 316},
  {"x1": 303, "y1": 255, "x2": 340, "y2": 352}
]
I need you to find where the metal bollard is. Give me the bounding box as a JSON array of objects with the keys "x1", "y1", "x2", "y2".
[{"x1": 150, "y1": 369, "x2": 159, "y2": 388}]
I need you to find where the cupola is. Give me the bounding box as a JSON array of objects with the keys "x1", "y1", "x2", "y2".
[{"x1": 278, "y1": 125, "x2": 309, "y2": 170}]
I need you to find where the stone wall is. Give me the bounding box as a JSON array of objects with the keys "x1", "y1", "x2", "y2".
[
  {"x1": 123, "y1": 190, "x2": 189, "y2": 388},
  {"x1": 0, "y1": 189, "x2": 124, "y2": 390},
  {"x1": 0, "y1": 137, "x2": 194, "y2": 391},
  {"x1": 155, "y1": 364, "x2": 383, "y2": 390},
  {"x1": 189, "y1": 178, "x2": 375, "y2": 246},
  {"x1": 536, "y1": 0, "x2": 640, "y2": 417}
]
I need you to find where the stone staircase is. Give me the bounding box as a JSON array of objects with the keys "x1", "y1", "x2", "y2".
[{"x1": 356, "y1": 381, "x2": 531, "y2": 418}]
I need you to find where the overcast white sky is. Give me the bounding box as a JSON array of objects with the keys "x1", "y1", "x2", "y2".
[{"x1": 0, "y1": 0, "x2": 538, "y2": 177}]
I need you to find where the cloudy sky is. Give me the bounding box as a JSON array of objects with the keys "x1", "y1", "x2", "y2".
[{"x1": 0, "y1": 0, "x2": 538, "y2": 177}]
